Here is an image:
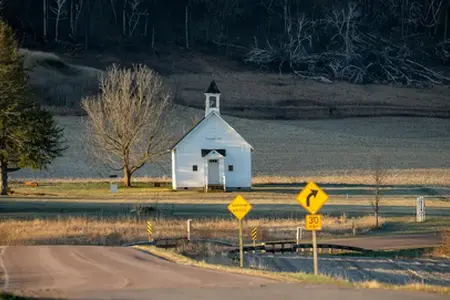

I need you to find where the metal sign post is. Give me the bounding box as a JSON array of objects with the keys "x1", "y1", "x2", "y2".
[
  {"x1": 239, "y1": 219, "x2": 244, "y2": 267},
  {"x1": 296, "y1": 182, "x2": 328, "y2": 276}
]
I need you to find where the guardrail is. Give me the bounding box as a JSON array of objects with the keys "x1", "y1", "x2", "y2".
[
  {"x1": 227, "y1": 242, "x2": 371, "y2": 259},
  {"x1": 123, "y1": 237, "x2": 371, "y2": 257}
]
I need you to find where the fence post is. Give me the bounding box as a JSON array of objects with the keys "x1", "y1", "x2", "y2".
[
  {"x1": 296, "y1": 227, "x2": 303, "y2": 244},
  {"x1": 352, "y1": 220, "x2": 356, "y2": 236},
  {"x1": 187, "y1": 219, "x2": 192, "y2": 241}
]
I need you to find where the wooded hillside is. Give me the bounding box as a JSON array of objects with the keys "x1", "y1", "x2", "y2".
[{"x1": 2, "y1": 0, "x2": 450, "y2": 87}]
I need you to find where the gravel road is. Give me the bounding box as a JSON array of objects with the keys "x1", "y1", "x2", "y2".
[{"x1": 1, "y1": 246, "x2": 448, "y2": 300}]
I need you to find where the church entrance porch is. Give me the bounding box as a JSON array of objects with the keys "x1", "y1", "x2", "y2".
[{"x1": 203, "y1": 149, "x2": 226, "y2": 192}]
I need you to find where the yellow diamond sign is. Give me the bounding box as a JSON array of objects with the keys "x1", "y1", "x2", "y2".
[
  {"x1": 296, "y1": 182, "x2": 328, "y2": 214},
  {"x1": 228, "y1": 194, "x2": 252, "y2": 220}
]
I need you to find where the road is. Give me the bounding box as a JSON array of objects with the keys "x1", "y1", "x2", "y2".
[
  {"x1": 1, "y1": 198, "x2": 450, "y2": 220},
  {"x1": 0, "y1": 246, "x2": 448, "y2": 300}
]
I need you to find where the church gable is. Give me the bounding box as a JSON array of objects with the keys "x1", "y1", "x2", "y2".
[{"x1": 171, "y1": 112, "x2": 253, "y2": 151}]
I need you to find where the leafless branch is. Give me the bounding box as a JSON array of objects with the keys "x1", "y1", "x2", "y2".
[{"x1": 81, "y1": 64, "x2": 174, "y2": 186}]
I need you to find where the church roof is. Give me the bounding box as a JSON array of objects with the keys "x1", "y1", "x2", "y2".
[
  {"x1": 205, "y1": 80, "x2": 221, "y2": 94},
  {"x1": 169, "y1": 112, "x2": 253, "y2": 151}
]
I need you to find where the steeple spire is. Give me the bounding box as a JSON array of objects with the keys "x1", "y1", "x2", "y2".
[{"x1": 204, "y1": 80, "x2": 221, "y2": 117}]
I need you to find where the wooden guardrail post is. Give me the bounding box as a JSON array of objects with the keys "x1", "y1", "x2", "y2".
[
  {"x1": 352, "y1": 219, "x2": 356, "y2": 236},
  {"x1": 187, "y1": 219, "x2": 192, "y2": 241},
  {"x1": 296, "y1": 227, "x2": 303, "y2": 244}
]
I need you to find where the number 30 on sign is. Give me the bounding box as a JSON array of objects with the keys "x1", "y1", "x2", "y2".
[{"x1": 305, "y1": 214, "x2": 322, "y2": 231}]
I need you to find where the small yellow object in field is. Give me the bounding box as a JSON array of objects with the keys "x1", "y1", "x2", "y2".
[
  {"x1": 296, "y1": 182, "x2": 328, "y2": 214},
  {"x1": 227, "y1": 194, "x2": 252, "y2": 220},
  {"x1": 305, "y1": 214, "x2": 322, "y2": 231},
  {"x1": 24, "y1": 181, "x2": 39, "y2": 187}
]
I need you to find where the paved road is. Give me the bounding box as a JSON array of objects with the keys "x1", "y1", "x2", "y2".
[
  {"x1": 0, "y1": 246, "x2": 448, "y2": 300},
  {"x1": 2, "y1": 198, "x2": 450, "y2": 220}
]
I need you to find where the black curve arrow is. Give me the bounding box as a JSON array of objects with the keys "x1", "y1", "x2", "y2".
[{"x1": 306, "y1": 189, "x2": 318, "y2": 207}]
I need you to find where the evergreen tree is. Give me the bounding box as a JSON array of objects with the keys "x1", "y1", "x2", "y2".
[{"x1": 0, "y1": 19, "x2": 66, "y2": 195}]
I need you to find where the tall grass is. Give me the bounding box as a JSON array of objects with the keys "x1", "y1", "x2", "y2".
[{"x1": 0, "y1": 215, "x2": 380, "y2": 246}]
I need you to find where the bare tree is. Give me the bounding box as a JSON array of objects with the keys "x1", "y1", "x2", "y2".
[
  {"x1": 43, "y1": 0, "x2": 48, "y2": 40},
  {"x1": 69, "y1": 0, "x2": 83, "y2": 41},
  {"x1": 81, "y1": 64, "x2": 173, "y2": 187},
  {"x1": 370, "y1": 155, "x2": 389, "y2": 228},
  {"x1": 109, "y1": 0, "x2": 118, "y2": 25},
  {"x1": 52, "y1": 0, "x2": 67, "y2": 42}
]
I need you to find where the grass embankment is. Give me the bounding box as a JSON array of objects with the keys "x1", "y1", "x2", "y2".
[
  {"x1": 0, "y1": 215, "x2": 381, "y2": 246},
  {"x1": 0, "y1": 215, "x2": 448, "y2": 247},
  {"x1": 6, "y1": 181, "x2": 450, "y2": 210},
  {"x1": 135, "y1": 245, "x2": 450, "y2": 295}
]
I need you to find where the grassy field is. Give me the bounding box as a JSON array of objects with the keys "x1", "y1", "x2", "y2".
[
  {"x1": 0, "y1": 215, "x2": 448, "y2": 247},
  {"x1": 47, "y1": 49, "x2": 450, "y2": 118},
  {"x1": 11, "y1": 49, "x2": 450, "y2": 182},
  {"x1": 8, "y1": 114, "x2": 450, "y2": 181}
]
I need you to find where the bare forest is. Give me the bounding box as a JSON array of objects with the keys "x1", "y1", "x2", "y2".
[{"x1": 1, "y1": 0, "x2": 450, "y2": 87}]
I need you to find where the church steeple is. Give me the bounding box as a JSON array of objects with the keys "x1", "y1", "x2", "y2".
[{"x1": 204, "y1": 80, "x2": 221, "y2": 117}]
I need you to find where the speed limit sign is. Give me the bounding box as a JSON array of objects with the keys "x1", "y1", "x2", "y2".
[{"x1": 305, "y1": 214, "x2": 322, "y2": 231}]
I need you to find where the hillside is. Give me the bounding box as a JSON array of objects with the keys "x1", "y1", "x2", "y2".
[{"x1": 24, "y1": 48, "x2": 450, "y2": 120}]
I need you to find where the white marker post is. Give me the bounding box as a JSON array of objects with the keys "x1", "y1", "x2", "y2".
[
  {"x1": 416, "y1": 197, "x2": 425, "y2": 222},
  {"x1": 296, "y1": 227, "x2": 303, "y2": 244},
  {"x1": 187, "y1": 219, "x2": 192, "y2": 241}
]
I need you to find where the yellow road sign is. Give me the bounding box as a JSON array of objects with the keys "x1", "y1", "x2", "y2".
[
  {"x1": 228, "y1": 194, "x2": 252, "y2": 220},
  {"x1": 251, "y1": 227, "x2": 257, "y2": 241},
  {"x1": 296, "y1": 182, "x2": 328, "y2": 214},
  {"x1": 305, "y1": 214, "x2": 322, "y2": 231}
]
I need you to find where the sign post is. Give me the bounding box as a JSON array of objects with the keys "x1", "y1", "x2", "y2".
[
  {"x1": 228, "y1": 194, "x2": 252, "y2": 268},
  {"x1": 296, "y1": 182, "x2": 328, "y2": 276}
]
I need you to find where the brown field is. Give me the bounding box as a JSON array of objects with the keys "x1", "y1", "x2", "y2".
[
  {"x1": 0, "y1": 215, "x2": 386, "y2": 246},
  {"x1": 9, "y1": 113, "x2": 450, "y2": 182},
  {"x1": 13, "y1": 49, "x2": 450, "y2": 183}
]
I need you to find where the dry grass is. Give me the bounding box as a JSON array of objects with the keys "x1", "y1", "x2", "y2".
[
  {"x1": 433, "y1": 231, "x2": 450, "y2": 258},
  {"x1": 136, "y1": 245, "x2": 450, "y2": 295},
  {"x1": 254, "y1": 169, "x2": 450, "y2": 185},
  {"x1": 9, "y1": 114, "x2": 450, "y2": 181},
  {"x1": 9, "y1": 167, "x2": 450, "y2": 185},
  {"x1": 0, "y1": 215, "x2": 381, "y2": 246},
  {"x1": 20, "y1": 49, "x2": 101, "y2": 108}
]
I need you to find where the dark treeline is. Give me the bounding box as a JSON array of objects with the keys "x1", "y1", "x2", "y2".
[{"x1": 1, "y1": 0, "x2": 450, "y2": 86}]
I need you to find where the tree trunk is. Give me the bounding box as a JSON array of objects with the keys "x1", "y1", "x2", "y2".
[
  {"x1": 43, "y1": 0, "x2": 48, "y2": 41},
  {"x1": 375, "y1": 210, "x2": 379, "y2": 228},
  {"x1": 0, "y1": 161, "x2": 8, "y2": 196},
  {"x1": 55, "y1": 13, "x2": 60, "y2": 42},
  {"x1": 185, "y1": 4, "x2": 189, "y2": 49},
  {"x1": 123, "y1": 168, "x2": 131, "y2": 187},
  {"x1": 445, "y1": 9, "x2": 448, "y2": 39}
]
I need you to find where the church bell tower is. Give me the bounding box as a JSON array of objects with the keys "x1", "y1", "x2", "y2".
[{"x1": 204, "y1": 80, "x2": 221, "y2": 117}]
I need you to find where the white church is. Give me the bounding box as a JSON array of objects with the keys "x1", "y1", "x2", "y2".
[{"x1": 170, "y1": 81, "x2": 254, "y2": 192}]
